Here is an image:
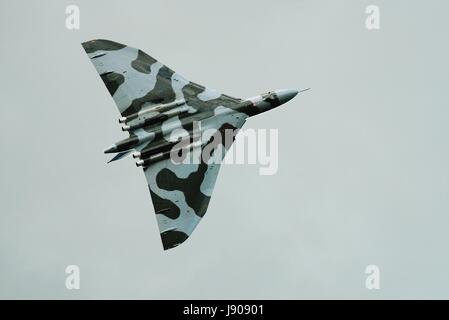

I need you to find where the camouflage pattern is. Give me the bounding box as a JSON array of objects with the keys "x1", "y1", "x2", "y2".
[{"x1": 82, "y1": 39, "x2": 300, "y2": 250}]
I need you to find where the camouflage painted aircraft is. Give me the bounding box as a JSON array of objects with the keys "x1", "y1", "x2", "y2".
[{"x1": 82, "y1": 39, "x2": 304, "y2": 250}]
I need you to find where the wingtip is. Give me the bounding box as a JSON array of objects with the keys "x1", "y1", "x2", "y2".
[{"x1": 161, "y1": 230, "x2": 189, "y2": 250}]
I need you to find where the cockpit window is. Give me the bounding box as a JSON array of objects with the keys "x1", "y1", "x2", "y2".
[
  {"x1": 262, "y1": 91, "x2": 276, "y2": 100},
  {"x1": 262, "y1": 91, "x2": 274, "y2": 99}
]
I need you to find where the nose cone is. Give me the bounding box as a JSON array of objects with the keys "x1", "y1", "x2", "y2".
[{"x1": 276, "y1": 89, "x2": 299, "y2": 104}]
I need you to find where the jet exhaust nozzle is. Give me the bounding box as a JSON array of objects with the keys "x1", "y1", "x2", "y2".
[
  {"x1": 123, "y1": 106, "x2": 190, "y2": 132},
  {"x1": 136, "y1": 159, "x2": 144, "y2": 167},
  {"x1": 132, "y1": 152, "x2": 141, "y2": 159},
  {"x1": 137, "y1": 139, "x2": 205, "y2": 168},
  {"x1": 120, "y1": 99, "x2": 186, "y2": 125}
]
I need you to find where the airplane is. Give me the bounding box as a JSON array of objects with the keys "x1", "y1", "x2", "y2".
[{"x1": 82, "y1": 39, "x2": 305, "y2": 250}]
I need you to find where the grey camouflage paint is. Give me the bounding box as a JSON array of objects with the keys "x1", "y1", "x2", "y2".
[{"x1": 82, "y1": 39, "x2": 300, "y2": 250}]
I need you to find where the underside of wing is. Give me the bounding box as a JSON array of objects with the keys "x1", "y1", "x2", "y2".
[
  {"x1": 144, "y1": 157, "x2": 220, "y2": 250},
  {"x1": 144, "y1": 113, "x2": 247, "y2": 250},
  {"x1": 81, "y1": 39, "x2": 242, "y2": 119}
]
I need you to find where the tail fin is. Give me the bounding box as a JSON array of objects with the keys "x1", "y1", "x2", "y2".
[{"x1": 108, "y1": 150, "x2": 132, "y2": 163}]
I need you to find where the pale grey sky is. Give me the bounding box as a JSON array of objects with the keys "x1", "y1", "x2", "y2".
[{"x1": 1, "y1": 0, "x2": 449, "y2": 299}]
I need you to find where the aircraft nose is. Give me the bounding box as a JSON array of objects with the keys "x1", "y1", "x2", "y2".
[{"x1": 276, "y1": 89, "x2": 299, "y2": 104}]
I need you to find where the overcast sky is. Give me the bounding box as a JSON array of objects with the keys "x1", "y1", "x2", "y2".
[{"x1": 1, "y1": 0, "x2": 449, "y2": 299}]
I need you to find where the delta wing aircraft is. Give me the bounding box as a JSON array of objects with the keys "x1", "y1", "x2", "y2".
[{"x1": 82, "y1": 39, "x2": 304, "y2": 250}]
